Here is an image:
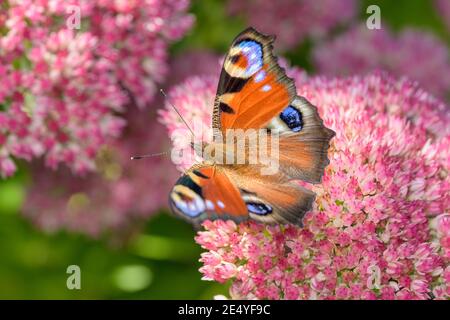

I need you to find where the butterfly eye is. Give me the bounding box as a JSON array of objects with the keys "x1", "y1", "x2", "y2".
[{"x1": 247, "y1": 202, "x2": 273, "y2": 215}]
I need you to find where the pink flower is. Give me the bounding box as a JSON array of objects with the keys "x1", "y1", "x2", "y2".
[
  {"x1": 0, "y1": 157, "x2": 16, "y2": 178},
  {"x1": 158, "y1": 76, "x2": 218, "y2": 171},
  {"x1": 313, "y1": 24, "x2": 450, "y2": 99},
  {"x1": 199, "y1": 251, "x2": 239, "y2": 283},
  {"x1": 0, "y1": 0, "x2": 194, "y2": 178},
  {"x1": 227, "y1": 0, "x2": 358, "y2": 50},
  {"x1": 162, "y1": 64, "x2": 449, "y2": 299},
  {"x1": 22, "y1": 109, "x2": 179, "y2": 237},
  {"x1": 436, "y1": 214, "x2": 450, "y2": 261}
]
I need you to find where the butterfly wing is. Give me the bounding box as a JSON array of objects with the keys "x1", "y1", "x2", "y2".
[
  {"x1": 169, "y1": 165, "x2": 248, "y2": 224},
  {"x1": 271, "y1": 96, "x2": 335, "y2": 183},
  {"x1": 169, "y1": 28, "x2": 334, "y2": 226},
  {"x1": 169, "y1": 164, "x2": 315, "y2": 226},
  {"x1": 222, "y1": 166, "x2": 315, "y2": 225},
  {"x1": 213, "y1": 27, "x2": 334, "y2": 183},
  {"x1": 212, "y1": 27, "x2": 296, "y2": 131}
]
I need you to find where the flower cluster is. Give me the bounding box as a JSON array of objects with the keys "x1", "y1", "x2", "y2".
[
  {"x1": 313, "y1": 25, "x2": 450, "y2": 99},
  {"x1": 227, "y1": 0, "x2": 357, "y2": 50},
  {"x1": 0, "y1": 0, "x2": 194, "y2": 178},
  {"x1": 161, "y1": 66, "x2": 449, "y2": 299},
  {"x1": 158, "y1": 75, "x2": 218, "y2": 171},
  {"x1": 23, "y1": 109, "x2": 179, "y2": 237}
]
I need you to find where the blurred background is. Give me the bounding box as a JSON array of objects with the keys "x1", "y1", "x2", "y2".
[{"x1": 0, "y1": 0, "x2": 449, "y2": 299}]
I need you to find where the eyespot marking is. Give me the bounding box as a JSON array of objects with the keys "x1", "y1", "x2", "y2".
[
  {"x1": 219, "y1": 102, "x2": 235, "y2": 114},
  {"x1": 176, "y1": 175, "x2": 202, "y2": 196},
  {"x1": 236, "y1": 40, "x2": 263, "y2": 77},
  {"x1": 247, "y1": 202, "x2": 273, "y2": 215},
  {"x1": 170, "y1": 189, "x2": 205, "y2": 218},
  {"x1": 279, "y1": 105, "x2": 303, "y2": 132},
  {"x1": 175, "y1": 196, "x2": 205, "y2": 217},
  {"x1": 230, "y1": 54, "x2": 241, "y2": 64}
]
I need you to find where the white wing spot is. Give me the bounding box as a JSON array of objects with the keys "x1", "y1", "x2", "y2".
[
  {"x1": 254, "y1": 70, "x2": 266, "y2": 83},
  {"x1": 262, "y1": 84, "x2": 271, "y2": 92},
  {"x1": 206, "y1": 200, "x2": 215, "y2": 210},
  {"x1": 217, "y1": 200, "x2": 225, "y2": 209}
]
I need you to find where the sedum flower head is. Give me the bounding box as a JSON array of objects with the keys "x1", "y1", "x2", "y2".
[
  {"x1": 313, "y1": 25, "x2": 450, "y2": 99},
  {"x1": 0, "y1": 0, "x2": 194, "y2": 178},
  {"x1": 161, "y1": 65, "x2": 449, "y2": 299},
  {"x1": 23, "y1": 110, "x2": 178, "y2": 237}
]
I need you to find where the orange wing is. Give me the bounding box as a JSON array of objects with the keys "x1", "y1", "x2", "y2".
[
  {"x1": 222, "y1": 166, "x2": 316, "y2": 225},
  {"x1": 169, "y1": 164, "x2": 315, "y2": 226},
  {"x1": 169, "y1": 165, "x2": 248, "y2": 224},
  {"x1": 212, "y1": 27, "x2": 296, "y2": 132}
]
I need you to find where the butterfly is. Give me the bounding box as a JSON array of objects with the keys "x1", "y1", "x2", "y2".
[{"x1": 169, "y1": 27, "x2": 335, "y2": 226}]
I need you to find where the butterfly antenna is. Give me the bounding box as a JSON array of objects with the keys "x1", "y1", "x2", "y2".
[
  {"x1": 160, "y1": 89, "x2": 195, "y2": 138},
  {"x1": 212, "y1": 162, "x2": 217, "y2": 178},
  {"x1": 130, "y1": 151, "x2": 169, "y2": 160}
]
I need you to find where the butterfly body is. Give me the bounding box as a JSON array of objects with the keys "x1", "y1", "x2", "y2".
[
  {"x1": 193, "y1": 130, "x2": 277, "y2": 167},
  {"x1": 169, "y1": 28, "x2": 335, "y2": 226}
]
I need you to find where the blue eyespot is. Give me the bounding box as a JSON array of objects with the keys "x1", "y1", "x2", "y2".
[
  {"x1": 280, "y1": 105, "x2": 303, "y2": 132},
  {"x1": 247, "y1": 202, "x2": 273, "y2": 215},
  {"x1": 236, "y1": 40, "x2": 263, "y2": 77},
  {"x1": 170, "y1": 192, "x2": 205, "y2": 218}
]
